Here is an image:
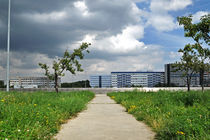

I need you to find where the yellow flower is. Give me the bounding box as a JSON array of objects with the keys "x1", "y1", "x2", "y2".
[
  {"x1": 111, "y1": 96, "x2": 115, "y2": 99},
  {"x1": 130, "y1": 105, "x2": 136, "y2": 109},
  {"x1": 1, "y1": 99, "x2": 5, "y2": 102},
  {"x1": 176, "y1": 131, "x2": 185, "y2": 135},
  {"x1": 34, "y1": 104, "x2": 37, "y2": 106},
  {"x1": 128, "y1": 105, "x2": 137, "y2": 112}
]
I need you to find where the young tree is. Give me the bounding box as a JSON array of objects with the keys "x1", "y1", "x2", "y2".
[
  {"x1": 39, "y1": 42, "x2": 91, "y2": 93},
  {"x1": 177, "y1": 14, "x2": 210, "y2": 91},
  {"x1": 173, "y1": 44, "x2": 198, "y2": 91}
]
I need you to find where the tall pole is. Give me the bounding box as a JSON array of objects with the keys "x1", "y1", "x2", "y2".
[{"x1": 6, "y1": 0, "x2": 11, "y2": 92}]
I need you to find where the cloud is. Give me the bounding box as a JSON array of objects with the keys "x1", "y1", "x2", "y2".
[
  {"x1": 150, "y1": 0, "x2": 192, "y2": 12},
  {"x1": 192, "y1": 11, "x2": 209, "y2": 23},
  {"x1": 20, "y1": 11, "x2": 67, "y2": 23},
  {"x1": 169, "y1": 51, "x2": 182, "y2": 60},
  {"x1": 0, "y1": 19, "x2": 3, "y2": 28},
  {"x1": 0, "y1": 0, "x2": 197, "y2": 82},
  {"x1": 0, "y1": 0, "x2": 143, "y2": 54},
  {"x1": 74, "y1": 1, "x2": 91, "y2": 16},
  {"x1": 132, "y1": 0, "x2": 147, "y2": 3},
  {"x1": 88, "y1": 25, "x2": 145, "y2": 53},
  {"x1": 147, "y1": 14, "x2": 179, "y2": 32},
  {"x1": 86, "y1": 47, "x2": 165, "y2": 74},
  {"x1": 146, "y1": 0, "x2": 193, "y2": 31}
]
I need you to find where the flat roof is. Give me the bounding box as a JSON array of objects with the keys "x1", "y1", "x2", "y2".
[
  {"x1": 90, "y1": 75, "x2": 111, "y2": 77},
  {"x1": 111, "y1": 72, "x2": 164, "y2": 74}
]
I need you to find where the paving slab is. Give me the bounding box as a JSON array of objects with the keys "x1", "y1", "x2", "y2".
[{"x1": 55, "y1": 94, "x2": 155, "y2": 140}]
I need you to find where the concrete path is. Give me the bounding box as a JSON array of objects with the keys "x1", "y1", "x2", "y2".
[{"x1": 55, "y1": 94, "x2": 155, "y2": 140}]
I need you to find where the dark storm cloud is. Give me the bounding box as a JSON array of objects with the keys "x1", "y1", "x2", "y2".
[
  {"x1": 0, "y1": 0, "x2": 80, "y2": 57},
  {"x1": 0, "y1": 0, "x2": 76, "y2": 13},
  {"x1": 0, "y1": 0, "x2": 140, "y2": 58}
]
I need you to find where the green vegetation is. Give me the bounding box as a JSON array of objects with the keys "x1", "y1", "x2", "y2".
[
  {"x1": 0, "y1": 80, "x2": 5, "y2": 88},
  {"x1": 0, "y1": 91, "x2": 94, "y2": 139},
  {"x1": 61, "y1": 80, "x2": 90, "y2": 88},
  {"x1": 175, "y1": 14, "x2": 210, "y2": 92},
  {"x1": 108, "y1": 90, "x2": 210, "y2": 139},
  {"x1": 39, "y1": 43, "x2": 90, "y2": 93}
]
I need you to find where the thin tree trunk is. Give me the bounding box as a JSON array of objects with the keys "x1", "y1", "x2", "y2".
[
  {"x1": 187, "y1": 76, "x2": 190, "y2": 92},
  {"x1": 187, "y1": 83, "x2": 190, "y2": 92},
  {"x1": 55, "y1": 73, "x2": 59, "y2": 93},
  {"x1": 200, "y1": 69, "x2": 204, "y2": 92}
]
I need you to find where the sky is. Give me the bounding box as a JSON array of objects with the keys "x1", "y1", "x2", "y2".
[{"x1": 0, "y1": 0, "x2": 209, "y2": 82}]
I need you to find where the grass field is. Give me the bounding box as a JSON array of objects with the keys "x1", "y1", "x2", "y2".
[
  {"x1": 108, "y1": 90, "x2": 210, "y2": 139},
  {"x1": 0, "y1": 91, "x2": 94, "y2": 139}
]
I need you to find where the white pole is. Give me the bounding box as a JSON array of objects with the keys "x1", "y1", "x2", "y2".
[{"x1": 6, "y1": 0, "x2": 11, "y2": 92}]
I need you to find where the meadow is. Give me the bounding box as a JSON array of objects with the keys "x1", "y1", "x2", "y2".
[
  {"x1": 108, "y1": 90, "x2": 210, "y2": 139},
  {"x1": 0, "y1": 91, "x2": 94, "y2": 139}
]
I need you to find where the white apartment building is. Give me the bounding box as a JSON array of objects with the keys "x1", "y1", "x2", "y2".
[
  {"x1": 90, "y1": 75, "x2": 111, "y2": 88},
  {"x1": 10, "y1": 77, "x2": 61, "y2": 88},
  {"x1": 111, "y1": 72, "x2": 164, "y2": 88}
]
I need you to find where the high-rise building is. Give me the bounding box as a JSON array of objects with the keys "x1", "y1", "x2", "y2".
[
  {"x1": 164, "y1": 64, "x2": 200, "y2": 86},
  {"x1": 90, "y1": 75, "x2": 111, "y2": 88},
  {"x1": 111, "y1": 72, "x2": 164, "y2": 88},
  {"x1": 10, "y1": 77, "x2": 61, "y2": 88}
]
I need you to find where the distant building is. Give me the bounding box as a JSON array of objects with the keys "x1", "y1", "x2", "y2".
[
  {"x1": 10, "y1": 77, "x2": 61, "y2": 88},
  {"x1": 164, "y1": 64, "x2": 200, "y2": 87},
  {"x1": 111, "y1": 72, "x2": 164, "y2": 88},
  {"x1": 90, "y1": 75, "x2": 111, "y2": 88},
  {"x1": 203, "y1": 72, "x2": 210, "y2": 87}
]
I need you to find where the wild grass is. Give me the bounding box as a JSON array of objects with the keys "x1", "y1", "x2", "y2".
[
  {"x1": 0, "y1": 91, "x2": 94, "y2": 139},
  {"x1": 108, "y1": 90, "x2": 210, "y2": 139}
]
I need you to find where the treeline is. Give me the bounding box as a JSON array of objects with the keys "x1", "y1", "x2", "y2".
[
  {"x1": 61, "y1": 80, "x2": 90, "y2": 88},
  {"x1": 0, "y1": 80, "x2": 5, "y2": 88}
]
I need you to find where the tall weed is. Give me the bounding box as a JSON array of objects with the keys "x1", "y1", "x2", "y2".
[
  {"x1": 0, "y1": 91, "x2": 94, "y2": 139},
  {"x1": 108, "y1": 90, "x2": 210, "y2": 139}
]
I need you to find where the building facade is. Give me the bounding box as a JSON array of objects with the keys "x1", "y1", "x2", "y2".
[
  {"x1": 203, "y1": 72, "x2": 210, "y2": 86},
  {"x1": 111, "y1": 72, "x2": 164, "y2": 88},
  {"x1": 90, "y1": 75, "x2": 111, "y2": 88},
  {"x1": 164, "y1": 64, "x2": 201, "y2": 87},
  {"x1": 10, "y1": 77, "x2": 61, "y2": 88}
]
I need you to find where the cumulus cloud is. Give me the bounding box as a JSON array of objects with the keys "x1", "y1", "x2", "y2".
[
  {"x1": 169, "y1": 51, "x2": 182, "y2": 60},
  {"x1": 86, "y1": 47, "x2": 165, "y2": 73},
  {"x1": 87, "y1": 25, "x2": 145, "y2": 53},
  {"x1": 147, "y1": 0, "x2": 193, "y2": 31},
  {"x1": 0, "y1": 0, "x2": 195, "y2": 82},
  {"x1": 150, "y1": 0, "x2": 192, "y2": 12},
  {"x1": 74, "y1": 1, "x2": 91, "y2": 16},
  {"x1": 147, "y1": 14, "x2": 178, "y2": 31},
  {"x1": 0, "y1": 50, "x2": 56, "y2": 80},
  {"x1": 192, "y1": 11, "x2": 209, "y2": 23}
]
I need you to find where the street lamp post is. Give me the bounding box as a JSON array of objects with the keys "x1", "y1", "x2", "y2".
[{"x1": 6, "y1": 0, "x2": 11, "y2": 92}]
